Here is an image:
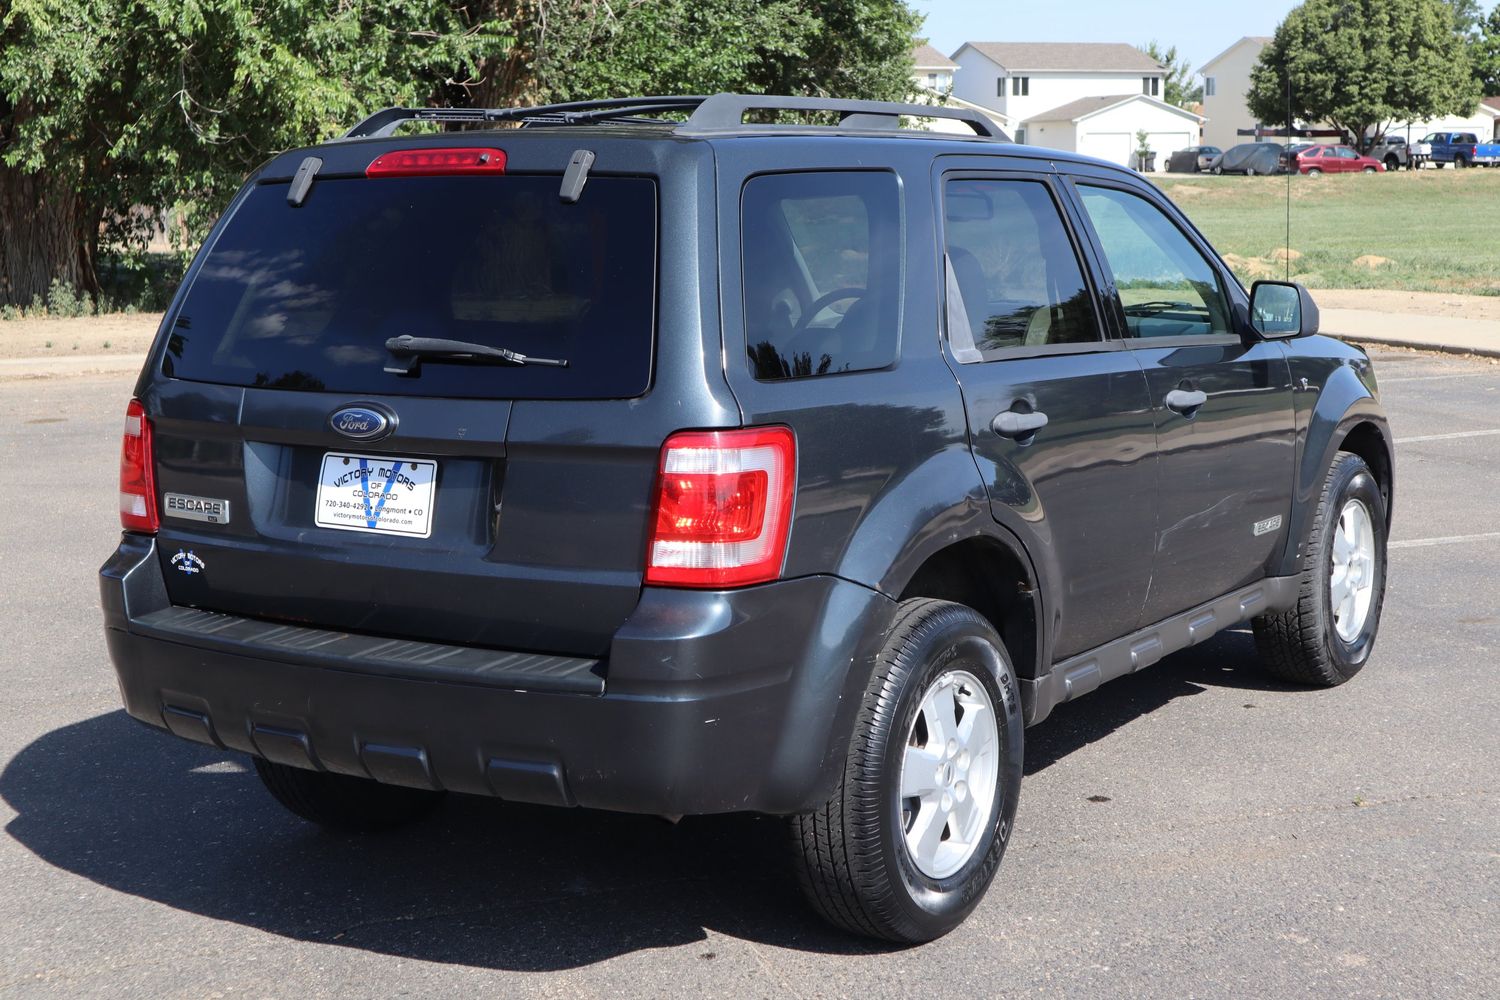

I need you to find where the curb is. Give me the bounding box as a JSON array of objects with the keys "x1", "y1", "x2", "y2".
[{"x1": 1333, "y1": 334, "x2": 1500, "y2": 361}]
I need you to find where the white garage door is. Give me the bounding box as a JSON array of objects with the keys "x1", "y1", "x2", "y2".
[{"x1": 1078, "y1": 131, "x2": 1133, "y2": 166}]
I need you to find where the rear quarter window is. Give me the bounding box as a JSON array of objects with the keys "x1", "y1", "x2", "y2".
[{"x1": 741, "y1": 171, "x2": 901, "y2": 381}]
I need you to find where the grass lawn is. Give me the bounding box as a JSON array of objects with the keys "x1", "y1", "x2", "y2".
[{"x1": 1153, "y1": 168, "x2": 1500, "y2": 296}]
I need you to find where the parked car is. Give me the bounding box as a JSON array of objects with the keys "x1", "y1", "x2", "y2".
[
  {"x1": 1299, "y1": 145, "x2": 1387, "y2": 175},
  {"x1": 1365, "y1": 134, "x2": 1425, "y2": 171},
  {"x1": 1421, "y1": 131, "x2": 1500, "y2": 168},
  {"x1": 1212, "y1": 142, "x2": 1284, "y2": 175},
  {"x1": 101, "y1": 93, "x2": 1393, "y2": 945},
  {"x1": 1164, "y1": 145, "x2": 1221, "y2": 173},
  {"x1": 1279, "y1": 142, "x2": 1315, "y2": 172}
]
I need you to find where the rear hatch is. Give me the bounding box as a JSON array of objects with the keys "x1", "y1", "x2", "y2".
[{"x1": 144, "y1": 134, "x2": 729, "y2": 657}]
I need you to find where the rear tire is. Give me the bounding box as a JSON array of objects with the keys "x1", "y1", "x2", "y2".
[
  {"x1": 1306, "y1": 167, "x2": 1322, "y2": 176},
  {"x1": 791, "y1": 599, "x2": 1023, "y2": 943},
  {"x1": 1384, "y1": 155, "x2": 1399, "y2": 171},
  {"x1": 1455, "y1": 154, "x2": 1469, "y2": 169},
  {"x1": 1252, "y1": 452, "x2": 1386, "y2": 686},
  {"x1": 253, "y1": 758, "x2": 445, "y2": 832}
]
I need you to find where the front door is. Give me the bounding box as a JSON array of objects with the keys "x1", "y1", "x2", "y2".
[
  {"x1": 939, "y1": 170, "x2": 1159, "y2": 660},
  {"x1": 1068, "y1": 178, "x2": 1297, "y2": 625}
]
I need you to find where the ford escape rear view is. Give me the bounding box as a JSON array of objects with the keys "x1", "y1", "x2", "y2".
[{"x1": 102, "y1": 94, "x2": 1393, "y2": 943}]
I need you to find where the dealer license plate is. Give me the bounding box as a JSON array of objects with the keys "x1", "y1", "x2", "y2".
[{"x1": 315, "y1": 452, "x2": 437, "y2": 538}]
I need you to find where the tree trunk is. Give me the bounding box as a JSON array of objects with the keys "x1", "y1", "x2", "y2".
[{"x1": 0, "y1": 163, "x2": 96, "y2": 309}]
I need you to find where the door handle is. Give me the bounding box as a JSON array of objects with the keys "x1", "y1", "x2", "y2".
[
  {"x1": 1164, "y1": 388, "x2": 1208, "y2": 414},
  {"x1": 992, "y1": 409, "x2": 1049, "y2": 438}
]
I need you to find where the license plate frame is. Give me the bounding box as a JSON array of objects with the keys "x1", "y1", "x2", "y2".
[{"x1": 315, "y1": 452, "x2": 437, "y2": 538}]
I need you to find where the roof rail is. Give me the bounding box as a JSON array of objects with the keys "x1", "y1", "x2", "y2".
[
  {"x1": 683, "y1": 94, "x2": 1010, "y2": 140},
  {"x1": 345, "y1": 97, "x2": 710, "y2": 138},
  {"x1": 344, "y1": 93, "x2": 1010, "y2": 142}
]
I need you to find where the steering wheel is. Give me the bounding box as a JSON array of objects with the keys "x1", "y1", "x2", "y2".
[{"x1": 792, "y1": 286, "x2": 868, "y2": 335}]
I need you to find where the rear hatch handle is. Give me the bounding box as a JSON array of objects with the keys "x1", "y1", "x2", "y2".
[{"x1": 383, "y1": 335, "x2": 569, "y2": 375}]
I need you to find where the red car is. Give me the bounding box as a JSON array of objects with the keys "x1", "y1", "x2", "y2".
[{"x1": 1299, "y1": 144, "x2": 1386, "y2": 174}]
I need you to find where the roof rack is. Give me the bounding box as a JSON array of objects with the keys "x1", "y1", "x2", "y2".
[{"x1": 344, "y1": 93, "x2": 1010, "y2": 142}]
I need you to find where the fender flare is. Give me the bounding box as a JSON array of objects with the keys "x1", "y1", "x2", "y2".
[
  {"x1": 831, "y1": 443, "x2": 1053, "y2": 681},
  {"x1": 1276, "y1": 365, "x2": 1394, "y2": 577}
]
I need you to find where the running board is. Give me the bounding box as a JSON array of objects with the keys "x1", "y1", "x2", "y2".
[{"x1": 1022, "y1": 576, "x2": 1300, "y2": 726}]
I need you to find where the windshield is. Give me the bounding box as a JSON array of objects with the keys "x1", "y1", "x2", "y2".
[{"x1": 163, "y1": 175, "x2": 658, "y2": 399}]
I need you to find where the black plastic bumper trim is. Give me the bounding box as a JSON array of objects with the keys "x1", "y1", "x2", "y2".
[{"x1": 133, "y1": 605, "x2": 604, "y2": 695}]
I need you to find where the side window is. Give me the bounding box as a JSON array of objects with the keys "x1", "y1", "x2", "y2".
[
  {"x1": 943, "y1": 178, "x2": 1100, "y2": 354},
  {"x1": 741, "y1": 171, "x2": 901, "y2": 381},
  {"x1": 1076, "y1": 185, "x2": 1234, "y2": 340},
  {"x1": 1337, "y1": 147, "x2": 1358, "y2": 159}
]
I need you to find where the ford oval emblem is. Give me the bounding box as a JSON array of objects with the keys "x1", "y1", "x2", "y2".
[{"x1": 329, "y1": 404, "x2": 394, "y2": 441}]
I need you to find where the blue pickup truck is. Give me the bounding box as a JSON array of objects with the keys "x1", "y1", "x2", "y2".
[{"x1": 1421, "y1": 131, "x2": 1500, "y2": 168}]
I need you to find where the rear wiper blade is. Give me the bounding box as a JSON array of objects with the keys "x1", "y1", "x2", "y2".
[{"x1": 383, "y1": 335, "x2": 568, "y2": 375}]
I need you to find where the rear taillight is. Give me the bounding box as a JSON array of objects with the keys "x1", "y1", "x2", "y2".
[
  {"x1": 645, "y1": 427, "x2": 796, "y2": 588},
  {"x1": 365, "y1": 148, "x2": 507, "y2": 178},
  {"x1": 119, "y1": 398, "x2": 158, "y2": 534}
]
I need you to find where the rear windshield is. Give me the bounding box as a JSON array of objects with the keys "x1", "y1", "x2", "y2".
[{"x1": 163, "y1": 175, "x2": 658, "y2": 398}]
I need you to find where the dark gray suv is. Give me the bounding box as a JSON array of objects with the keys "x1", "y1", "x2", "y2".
[{"x1": 102, "y1": 94, "x2": 1393, "y2": 943}]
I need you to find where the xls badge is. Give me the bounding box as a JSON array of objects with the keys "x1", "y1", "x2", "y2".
[
  {"x1": 164, "y1": 492, "x2": 230, "y2": 524},
  {"x1": 171, "y1": 550, "x2": 206, "y2": 575},
  {"x1": 1253, "y1": 515, "x2": 1284, "y2": 537}
]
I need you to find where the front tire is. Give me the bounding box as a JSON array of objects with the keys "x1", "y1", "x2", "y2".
[
  {"x1": 1253, "y1": 451, "x2": 1387, "y2": 686},
  {"x1": 254, "y1": 758, "x2": 445, "y2": 832},
  {"x1": 791, "y1": 599, "x2": 1023, "y2": 943}
]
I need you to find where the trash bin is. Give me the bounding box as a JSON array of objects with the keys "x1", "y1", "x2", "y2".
[{"x1": 1134, "y1": 151, "x2": 1157, "y2": 172}]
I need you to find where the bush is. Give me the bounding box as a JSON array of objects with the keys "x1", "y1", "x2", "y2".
[{"x1": 46, "y1": 279, "x2": 90, "y2": 318}]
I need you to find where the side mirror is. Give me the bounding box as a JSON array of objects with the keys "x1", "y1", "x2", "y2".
[{"x1": 1249, "y1": 280, "x2": 1320, "y2": 339}]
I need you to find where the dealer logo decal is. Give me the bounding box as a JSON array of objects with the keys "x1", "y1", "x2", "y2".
[{"x1": 171, "y1": 550, "x2": 206, "y2": 575}]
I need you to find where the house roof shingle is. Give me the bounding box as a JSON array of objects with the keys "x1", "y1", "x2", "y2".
[
  {"x1": 956, "y1": 42, "x2": 1163, "y2": 73},
  {"x1": 1483, "y1": 96, "x2": 1500, "y2": 113},
  {"x1": 912, "y1": 43, "x2": 957, "y2": 69}
]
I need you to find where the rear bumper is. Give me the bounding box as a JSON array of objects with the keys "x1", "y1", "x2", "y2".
[{"x1": 101, "y1": 535, "x2": 894, "y2": 816}]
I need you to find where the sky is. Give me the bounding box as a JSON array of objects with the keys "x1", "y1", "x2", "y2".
[{"x1": 910, "y1": 0, "x2": 1303, "y2": 72}]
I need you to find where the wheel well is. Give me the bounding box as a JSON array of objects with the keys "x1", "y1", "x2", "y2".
[
  {"x1": 898, "y1": 537, "x2": 1040, "y2": 680},
  {"x1": 1340, "y1": 422, "x2": 1392, "y2": 518}
]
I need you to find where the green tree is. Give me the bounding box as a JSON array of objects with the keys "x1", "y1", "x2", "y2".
[
  {"x1": 1138, "y1": 40, "x2": 1202, "y2": 107},
  {"x1": 521, "y1": 0, "x2": 919, "y2": 104},
  {"x1": 1476, "y1": 6, "x2": 1500, "y2": 95},
  {"x1": 0, "y1": 0, "x2": 511, "y2": 308},
  {"x1": 1248, "y1": 0, "x2": 1480, "y2": 152}
]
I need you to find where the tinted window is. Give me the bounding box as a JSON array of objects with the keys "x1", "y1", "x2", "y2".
[
  {"x1": 742, "y1": 172, "x2": 900, "y2": 381},
  {"x1": 943, "y1": 179, "x2": 1099, "y2": 353},
  {"x1": 165, "y1": 175, "x2": 657, "y2": 399},
  {"x1": 1077, "y1": 185, "x2": 1233, "y2": 339}
]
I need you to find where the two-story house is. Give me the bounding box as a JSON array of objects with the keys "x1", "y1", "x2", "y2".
[
  {"x1": 1199, "y1": 36, "x2": 1273, "y2": 151},
  {"x1": 950, "y1": 42, "x2": 1204, "y2": 167}
]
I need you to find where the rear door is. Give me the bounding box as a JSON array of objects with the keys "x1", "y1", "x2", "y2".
[
  {"x1": 145, "y1": 137, "x2": 733, "y2": 657},
  {"x1": 938, "y1": 165, "x2": 1158, "y2": 660},
  {"x1": 1065, "y1": 174, "x2": 1296, "y2": 625}
]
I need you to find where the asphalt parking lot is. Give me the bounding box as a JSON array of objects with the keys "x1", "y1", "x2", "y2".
[{"x1": 1, "y1": 349, "x2": 1496, "y2": 999}]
